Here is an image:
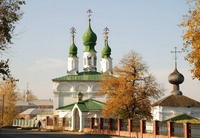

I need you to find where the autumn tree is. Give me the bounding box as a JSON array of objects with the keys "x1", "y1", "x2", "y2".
[
  {"x1": 180, "y1": 0, "x2": 200, "y2": 79},
  {"x1": 99, "y1": 51, "x2": 164, "y2": 120},
  {"x1": 0, "y1": 78, "x2": 19, "y2": 126},
  {"x1": 0, "y1": 0, "x2": 25, "y2": 80}
]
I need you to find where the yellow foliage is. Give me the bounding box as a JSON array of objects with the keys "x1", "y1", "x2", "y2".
[
  {"x1": 180, "y1": 0, "x2": 200, "y2": 79},
  {"x1": 99, "y1": 51, "x2": 164, "y2": 120},
  {"x1": 0, "y1": 79, "x2": 19, "y2": 126}
]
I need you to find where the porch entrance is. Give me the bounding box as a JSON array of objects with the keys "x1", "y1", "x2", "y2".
[{"x1": 74, "y1": 108, "x2": 80, "y2": 131}]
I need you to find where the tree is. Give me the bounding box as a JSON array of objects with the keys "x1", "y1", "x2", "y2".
[
  {"x1": 99, "y1": 51, "x2": 164, "y2": 120},
  {"x1": 0, "y1": 78, "x2": 19, "y2": 126},
  {"x1": 0, "y1": 0, "x2": 25, "y2": 80},
  {"x1": 180, "y1": 0, "x2": 200, "y2": 79}
]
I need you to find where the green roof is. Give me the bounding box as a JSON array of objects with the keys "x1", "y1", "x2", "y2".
[
  {"x1": 164, "y1": 114, "x2": 200, "y2": 124},
  {"x1": 52, "y1": 71, "x2": 103, "y2": 82},
  {"x1": 57, "y1": 99, "x2": 105, "y2": 112},
  {"x1": 82, "y1": 21, "x2": 97, "y2": 52},
  {"x1": 69, "y1": 42, "x2": 78, "y2": 57},
  {"x1": 102, "y1": 41, "x2": 111, "y2": 58}
]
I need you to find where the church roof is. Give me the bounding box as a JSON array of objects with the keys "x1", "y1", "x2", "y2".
[
  {"x1": 20, "y1": 108, "x2": 39, "y2": 115},
  {"x1": 151, "y1": 94, "x2": 200, "y2": 107},
  {"x1": 164, "y1": 114, "x2": 200, "y2": 123},
  {"x1": 57, "y1": 99, "x2": 104, "y2": 112},
  {"x1": 52, "y1": 71, "x2": 102, "y2": 82},
  {"x1": 16, "y1": 99, "x2": 53, "y2": 107}
]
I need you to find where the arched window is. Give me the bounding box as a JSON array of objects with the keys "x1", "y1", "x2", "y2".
[{"x1": 75, "y1": 84, "x2": 88, "y2": 92}]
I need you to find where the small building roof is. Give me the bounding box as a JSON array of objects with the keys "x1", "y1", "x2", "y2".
[
  {"x1": 151, "y1": 94, "x2": 200, "y2": 107},
  {"x1": 57, "y1": 99, "x2": 104, "y2": 112},
  {"x1": 52, "y1": 71, "x2": 103, "y2": 82},
  {"x1": 164, "y1": 114, "x2": 200, "y2": 123},
  {"x1": 16, "y1": 99, "x2": 53, "y2": 107},
  {"x1": 20, "y1": 108, "x2": 38, "y2": 115}
]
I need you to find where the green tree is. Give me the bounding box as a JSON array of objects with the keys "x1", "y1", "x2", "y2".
[
  {"x1": 99, "y1": 51, "x2": 164, "y2": 120},
  {"x1": 0, "y1": 78, "x2": 19, "y2": 126},
  {"x1": 180, "y1": 0, "x2": 200, "y2": 79},
  {"x1": 0, "y1": 0, "x2": 25, "y2": 80}
]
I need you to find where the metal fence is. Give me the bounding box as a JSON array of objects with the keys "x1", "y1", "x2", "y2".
[
  {"x1": 191, "y1": 124, "x2": 200, "y2": 138},
  {"x1": 158, "y1": 122, "x2": 168, "y2": 135},
  {"x1": 174, "y1": 123, "x2": 183, "y2": 137}
]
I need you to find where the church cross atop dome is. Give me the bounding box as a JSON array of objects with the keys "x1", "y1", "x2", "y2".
[
  {"x1": 70, "y1": 27, "x2": 76, "y2": 42},
  {"x1": 103, "y1": 27, "x2": 109, "y2": 41},
  {"x1": 87, "y1": 9, "x2": 93, "y2": 21},
  {"x1": 171, "y1": 47, "x2": 182, "y2": 68}
]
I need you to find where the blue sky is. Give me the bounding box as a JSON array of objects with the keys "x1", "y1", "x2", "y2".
[{"x1": 6, "y1": 0, "x2": 200, "y2": 101}]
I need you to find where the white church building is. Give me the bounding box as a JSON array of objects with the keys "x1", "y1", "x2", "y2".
[
  {"x1": 151, "y1": 51, "x2": 200, "y2": 121},
  {"x1": 52, "y1": 11, "x2": 112, "y2": 131},
  {"x1": 51, "y1": 10, "x2": 200, "y2": 131}
]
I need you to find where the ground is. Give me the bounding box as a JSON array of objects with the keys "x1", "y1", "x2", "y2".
[{"x1": 0, "y1": 127, "x2": 125, "y2": 138}]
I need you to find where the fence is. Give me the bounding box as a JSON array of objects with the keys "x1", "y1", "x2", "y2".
[
  {"x1": 12, "y1": 119, "x2": 38, "y2": 128},
  {"x1": 83, "y1": 118, "x2": 200, "y2": 138},
  {"x1": 41, "y1": 116, "x2": 200, "y2": 138}
]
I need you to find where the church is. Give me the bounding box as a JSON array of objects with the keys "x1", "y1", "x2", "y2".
[
  {"x1": 151, "y1": 47, "x2": 200, "y2": 122},
  {"x1": 52, "y1": 10, "x2": 112, "y2": 131}
]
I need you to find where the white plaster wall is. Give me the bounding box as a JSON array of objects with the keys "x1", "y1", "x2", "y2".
[
  {"x1": 152, "y1": 106, "x2": 200, "y2": 121},
  {"x1": 67, "y1": 57, "x2": 79, "y2": 72},
  {"x1": 100, "y1": 58, "x2": 112, "y2": 73},
  {"x1": 53, "y1": 80, "x2": 107, "y2": 112},
  {"x1": 83, "y1": 52, "x2": 97, "y2": 71}
]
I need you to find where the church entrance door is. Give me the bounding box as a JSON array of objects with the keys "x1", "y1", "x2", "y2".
[{"x1": 74, "y1": 108, "x2": 80, "y2": 131}]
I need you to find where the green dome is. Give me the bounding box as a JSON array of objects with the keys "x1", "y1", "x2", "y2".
[
  {"x1": 69, "y1": 42, "x2": 78, "y2": 57},
  {"x1": 102, "y1": 41, "x2": 111, "y2": 58},
  {"x1": 82, "y1": 22, "x2": 97, "y2": 45}
]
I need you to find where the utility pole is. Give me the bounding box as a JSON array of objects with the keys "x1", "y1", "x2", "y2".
[{"x1": 1, "y1": 94, "x2": 4, "y2": 127}]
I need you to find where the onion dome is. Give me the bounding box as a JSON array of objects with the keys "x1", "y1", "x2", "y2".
[
  {"x1": 102, "y1": 41, "x2": 111, "y2": 58},
  {"x1": 168, "y1": 68, "x2": 184, "y2": 85},
  {"x1": 82, "y1": 10, "x2": 97, "y2": 52},
  {"x1": 69, "y1": 27, "x2": 78, "y2": 57},
  {"x1": 69, "y1": 42, "x2": 77, "y2": 57},
  {"x1": 102, "y1": 27, "x2": 111, "y2": 58},
  {"x1": 82, "y1": 21, "x2": 97, "y2": 45},
  {"x1": 168, "y1": 67, "x2": 184, "y2": 95}
]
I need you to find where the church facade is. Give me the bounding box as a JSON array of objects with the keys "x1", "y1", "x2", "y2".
[{"x1": 52, "y1": 11, "x2": 112, "y2": 131}]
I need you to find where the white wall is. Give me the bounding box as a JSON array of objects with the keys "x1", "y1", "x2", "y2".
[{"x1": 152, "y1": 106, "x2": 200, "y2": 121}]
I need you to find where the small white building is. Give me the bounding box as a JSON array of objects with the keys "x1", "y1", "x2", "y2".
[
  {"x1": 152, "y1": 62, "x2": 200, "y2": 121},
  {"x1": 52, "y1": 11, "x2": 112, "y2": 131},
  {"x1": 56, "y1": 92, "x2": 104, "y2": 131}
]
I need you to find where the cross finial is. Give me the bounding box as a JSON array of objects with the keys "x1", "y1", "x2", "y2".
[
  {"x1": 103, "y1": 27, "x2": 109, "y2": 41},
  {"x1": 87, "y1": 9, "x2": 92, "y2": 21},
  {"x1": 70, "y1": 27, "x2": 76, "y2": 42},
  {"x1": 171, "y1": 47, "x2": 182, "y2": 68}
]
